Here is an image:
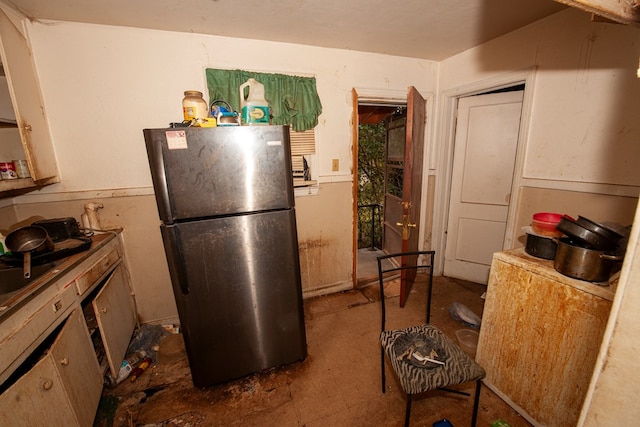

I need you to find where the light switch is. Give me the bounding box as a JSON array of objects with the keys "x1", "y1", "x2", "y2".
[{"x1": 332, "y1": 159, "x2": 339, "y2": 171}]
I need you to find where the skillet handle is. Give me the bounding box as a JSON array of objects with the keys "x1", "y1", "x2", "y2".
[
  {"x1": 23, "y1": 251, "x2": 31, "y2": 279},
  {"x1": 601, "y1": 253, "x2": 624, "y2": 262}
]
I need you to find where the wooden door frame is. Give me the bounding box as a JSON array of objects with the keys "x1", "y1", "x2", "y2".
[{"x1": 432, "y1": 68, "x2": 537, "y2": 276}]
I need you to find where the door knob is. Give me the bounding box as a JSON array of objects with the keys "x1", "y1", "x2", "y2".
[{"x1": 396, "y1": 216, "x2": 416, "y2": 239}]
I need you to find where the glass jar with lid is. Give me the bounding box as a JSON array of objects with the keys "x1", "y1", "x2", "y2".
[{"x1": 182, "y1": 90, "x2": 209, "y2": 121}]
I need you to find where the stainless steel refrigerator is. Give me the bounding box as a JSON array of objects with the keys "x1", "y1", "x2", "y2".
[{"x1": 144, "y1": 125, "x2": 307, "y2": 387}]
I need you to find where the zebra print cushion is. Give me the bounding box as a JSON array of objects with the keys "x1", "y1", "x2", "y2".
[{"x1": 380, "y1": 324, "x2": 486, "y2": 395}]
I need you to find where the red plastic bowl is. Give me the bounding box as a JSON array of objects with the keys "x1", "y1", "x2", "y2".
[
  {"x1": 533, "y1": 212, "x2": 563, "y2": 223},
  {"x1": 531, "y1": 212, "x2": 563, "y2": 237}
]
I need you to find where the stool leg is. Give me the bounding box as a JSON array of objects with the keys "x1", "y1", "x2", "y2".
[
  {"x1": 381, "y1": 348, "x2": 386, "y2": 393},
  {"x1": 471, "y1": 380, "x2": 482, "y2": 427},
  {"x1": 404, "y1": 394, "x2": 412, "y2": 427}
]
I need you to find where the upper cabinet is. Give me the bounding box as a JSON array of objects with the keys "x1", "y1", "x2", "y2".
[
  {"x1": 555, "y1": 0, "x2": 640, "y2": 24},
  {"x1": 0, "y1": 7, "x2": 58, "y2": 195}
]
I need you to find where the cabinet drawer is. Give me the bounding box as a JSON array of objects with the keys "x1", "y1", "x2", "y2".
[{"x1": 75, "y1": 246, "x2": 121, "y2": 296}]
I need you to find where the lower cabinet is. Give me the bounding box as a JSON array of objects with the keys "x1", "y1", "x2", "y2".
[
  {"x1": 0, "y1": 310, "x2": 103, "y2": 426},
  {"x1": 476, "y1": 249, "x2": 614, "y2": 427},
  {"x1": 0, "y1": 232, "x2": 138, "y2": 426}
]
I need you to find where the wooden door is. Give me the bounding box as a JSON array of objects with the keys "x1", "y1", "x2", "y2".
[
  {"x1": 382, "y1": 86, "x2": 426, "y2": 306},
  {"x1": 444, "y1": 90, "x2": 523, "y2": 283},
  {"x1": 382, "y1": 114, "x2": 406, "y2": 255},
  {"x1": 93, "y1": 264, "x2": 137, "y2": 378},
  {"x1": 0, "y1": 9, "x2": 57, "y2": 181}
]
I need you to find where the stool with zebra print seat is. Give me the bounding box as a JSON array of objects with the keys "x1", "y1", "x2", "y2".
[{"x1": 377, "y1": 251, "x2": 486, "y2": 427}]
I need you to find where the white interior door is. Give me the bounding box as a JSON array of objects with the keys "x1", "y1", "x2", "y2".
[{"x1": 444, "y1": 90, "x2": 523, "y2": 284}]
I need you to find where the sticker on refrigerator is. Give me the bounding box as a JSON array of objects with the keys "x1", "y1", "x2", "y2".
[
  {"x1": 166, "y1": 130, "x2": 188, "y2": 149},
  {"x1": 267, "y1": 140, "x2": 282, "y2": 146}
]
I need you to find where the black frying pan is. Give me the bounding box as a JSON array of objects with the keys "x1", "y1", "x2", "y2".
[
  {"x1": 5, "y1": 226, "x2": 54, "y2": 279},
  {"x1": 576, "y1": 216, "x2": 624, "y2": 243},
  {"x1": 556, "y1": 217, "x2": 617, "y2": 251}
]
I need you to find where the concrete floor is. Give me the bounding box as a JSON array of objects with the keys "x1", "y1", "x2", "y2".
[{"x1": 95, "y1": 274, "x2": 532, "y2": 427}]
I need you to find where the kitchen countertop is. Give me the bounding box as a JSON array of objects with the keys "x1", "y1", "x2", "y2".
[
  {"x1": 0, "y1": 231, "x2": 118, "y2": 321},
  {"x1": 495, "y1": 248, "x2": 617, "y2": 301}
]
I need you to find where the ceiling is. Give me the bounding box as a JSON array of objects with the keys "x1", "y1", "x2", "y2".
[{"x1": 5, "y1": 0, "x2": 567, "y2": 61}]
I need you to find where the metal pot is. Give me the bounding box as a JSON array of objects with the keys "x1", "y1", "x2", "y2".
[
  {"x1": 5, "y1": 226, "x2": 54, "y2": 279},
  {"x1": 555, "y1": 217, "x2": 617, "y2": 251},
  {"x1": 554, "y1": 237, "x2": 623, "y2": 282},
  {"x1": 525, "y1": 232, "x2": 557, "y2": 260}
]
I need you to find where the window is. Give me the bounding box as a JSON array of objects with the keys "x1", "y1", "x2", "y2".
[{"x1": 206, "y1": 68, "x2": 321, "y2": 186}]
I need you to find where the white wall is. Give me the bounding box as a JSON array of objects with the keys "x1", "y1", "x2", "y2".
[
  {"x1": 432, "y1": 9, "x2": 640, "y2": 262},
  {"x1": 438, "y1": 8, "x2": 640, "y2": 187},
  {"x1": 581, "y1": 202, "x2": 640, "y2": 426},
  {"x1": 25, "y1": 21, "x2": 438, "y2": 193}
]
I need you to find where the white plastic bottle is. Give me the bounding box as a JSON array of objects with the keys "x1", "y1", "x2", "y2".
[
  {"x1": 106, "y1": 350, "x2": 147, "y2": 386},
  {"x1": 239, "y1": 79, "x2": 269, "y2": 125}
]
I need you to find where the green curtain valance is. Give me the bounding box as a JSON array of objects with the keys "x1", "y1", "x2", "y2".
[{"x1": 205, "y1": 69, "x2": 322, "y2": 131}]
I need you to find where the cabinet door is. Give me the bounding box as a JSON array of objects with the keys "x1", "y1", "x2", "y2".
[
  {"x1": 0, "y1": 310, "x2": 102, "y2": 426},
  {"x1": 93, "y1": 264, "x2": 137, "y2": 378},
  {"x1": 0, "y1": 8, "x2": 57, "y2": 181},
  {"x1": 50, "y1": 309, "x2": 103, "y2": 427},
  {"x1": 0, "y1": 356, "x2": 76, "y2": 426},
  {"x1": 477, "y1": 256, "x2": 612, "y2": 426}
]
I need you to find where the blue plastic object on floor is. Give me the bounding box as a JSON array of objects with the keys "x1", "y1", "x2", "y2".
[{"x1": 433, "y1": 419, "x2": 454, "y2": 427}]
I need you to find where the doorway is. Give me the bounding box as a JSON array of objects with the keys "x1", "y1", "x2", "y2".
[
  {"x1": 353, "y1": 86, "x2": 427, "y2": 306},
  {"x1": 355, "y1": 103, "x2": 405, "y2": 286}
]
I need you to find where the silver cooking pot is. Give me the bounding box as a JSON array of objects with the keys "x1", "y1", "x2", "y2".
[{"x1": 554, "y1": 238, "x2": 623, "y2": 282}]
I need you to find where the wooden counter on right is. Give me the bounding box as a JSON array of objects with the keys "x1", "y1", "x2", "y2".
[{"x1": 476, "y1": 249, "x2": 615, "y2": 427}]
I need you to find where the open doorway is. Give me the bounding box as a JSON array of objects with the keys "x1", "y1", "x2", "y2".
[{"x1": 355, "y1": 103, "x2": 406, "y2": 286}]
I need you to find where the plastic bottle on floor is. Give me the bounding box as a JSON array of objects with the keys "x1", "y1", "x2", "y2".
[{"x1": 106, "y1": 350, "x2": 147, "y2": 386}]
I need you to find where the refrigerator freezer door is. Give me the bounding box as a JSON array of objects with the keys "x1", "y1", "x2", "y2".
[
  {"x1": 161, "y1": 209, "x2": 307, "y2": 386},
  {"x1": 145, "y1": 126, "x2": 294, "y2": 223}
]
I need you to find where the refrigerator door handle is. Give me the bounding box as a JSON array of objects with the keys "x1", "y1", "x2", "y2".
[
  {"x1": 161, "y1": 225, "x2": 190, "y2": 295},
  {"x1": 144, "y1": 129, "x2": 174, "y2": 223}
]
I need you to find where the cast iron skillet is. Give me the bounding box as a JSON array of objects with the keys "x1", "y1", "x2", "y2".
[
  {"x1": 576, "y1": 216, "x2": 624, "y2": 244},
  {"x1": 555, "y1": 217, "x2": 617, "y2": 251}
]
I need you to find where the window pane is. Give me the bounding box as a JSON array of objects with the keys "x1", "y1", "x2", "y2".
[
  {"x1": 388, "y1": 127, "x2": 405, "y2": 160},
  {"x1": 386, "y1": 165, "x2": 403, "y2": 198}
]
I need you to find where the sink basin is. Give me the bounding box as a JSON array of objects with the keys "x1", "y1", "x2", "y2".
[{"x1": 0, "y1": 262, "x2": 58, "y2": 295}]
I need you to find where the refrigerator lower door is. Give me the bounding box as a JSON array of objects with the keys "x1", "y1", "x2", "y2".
[{"x1": 160, "y1": 209, "x2": 306, "y2": 387}]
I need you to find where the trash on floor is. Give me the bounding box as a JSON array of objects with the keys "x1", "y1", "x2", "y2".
[
  {"x1": 105, "y1": 324, "x2": 171, "y2": 386},
  {"x1": 448, "y1": 301, "x2": 482, "y2": 328}
]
